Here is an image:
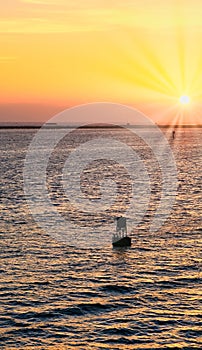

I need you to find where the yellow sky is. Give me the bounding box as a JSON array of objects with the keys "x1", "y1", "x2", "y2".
[{"x1": 1, "y1": 0, "x2": 202, "y2": 124}]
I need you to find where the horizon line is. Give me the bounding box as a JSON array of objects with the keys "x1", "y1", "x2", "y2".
[{"x1": 0, "y1": 123, "x2": 202, "y2": 129}]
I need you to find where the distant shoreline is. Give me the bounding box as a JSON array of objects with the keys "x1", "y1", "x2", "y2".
[{"x1": 0, "y1": 124, "x2": 202, "y2": 129}]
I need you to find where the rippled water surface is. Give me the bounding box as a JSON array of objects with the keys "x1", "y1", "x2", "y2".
[{"x1": 0, "y1": 127, "x2": 201, "y2": 349}]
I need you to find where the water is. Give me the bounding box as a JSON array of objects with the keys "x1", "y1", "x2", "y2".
[{"x1": 0, "y1": 127, "x2": 201, "y2": 349}]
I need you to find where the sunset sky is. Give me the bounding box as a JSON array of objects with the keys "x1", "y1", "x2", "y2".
[{"x1": 1, "y1": 0, "x2": 202, "y2": 124}]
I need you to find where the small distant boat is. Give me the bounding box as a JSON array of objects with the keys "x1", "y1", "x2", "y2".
[{"x1": 112, "y1": 217, "x2": 131, "y2": 247}]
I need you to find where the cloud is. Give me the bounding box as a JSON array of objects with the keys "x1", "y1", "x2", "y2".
[
  {"x1": 1, "y1": 1, "x2": 202, "y2": 34},
  {"x1": 22, "y1": 0, "x2": 60, "y2": 4},
  {"x1": 0, "y1": 56, "x2": 17, "y2": 61}
]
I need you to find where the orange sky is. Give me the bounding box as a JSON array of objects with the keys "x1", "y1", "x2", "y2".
[{"x1": 1, "y1": 0, "x2": 202, "y2": 124}]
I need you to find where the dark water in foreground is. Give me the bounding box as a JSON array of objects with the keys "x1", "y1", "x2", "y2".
[{"x1": 0, "y1": 128, "x2": 201, "y2": 349}]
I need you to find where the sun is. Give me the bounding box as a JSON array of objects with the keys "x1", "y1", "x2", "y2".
[{"x1": 179, "y1": 95, "x2": 190, "y2": 105}]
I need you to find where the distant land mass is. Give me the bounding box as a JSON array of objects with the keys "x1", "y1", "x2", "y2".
[{"x1": 0, "y1": 123, "x2": 202, "y2": 129}]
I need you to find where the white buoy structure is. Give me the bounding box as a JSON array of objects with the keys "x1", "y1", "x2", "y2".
[{"x1": 112, "y1": 217, "x2": 131, "y2": 247}]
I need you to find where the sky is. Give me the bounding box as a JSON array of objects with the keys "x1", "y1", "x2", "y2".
[{"x1": 1, "y1": 0, "x2": 202, "y2": 124}]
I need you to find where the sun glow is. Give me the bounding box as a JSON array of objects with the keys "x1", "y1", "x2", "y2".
[{"x1": 179, "y1": 95, "x2": 190, "y2": 105}]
